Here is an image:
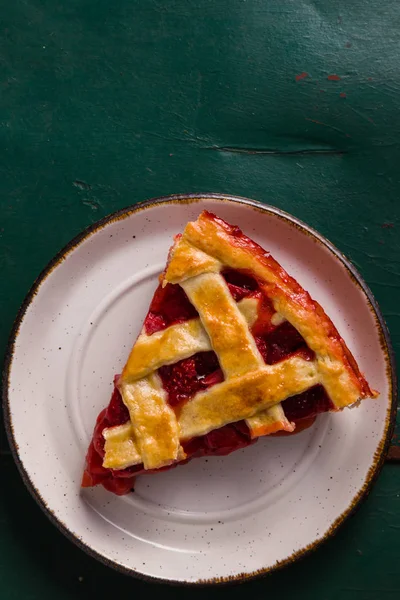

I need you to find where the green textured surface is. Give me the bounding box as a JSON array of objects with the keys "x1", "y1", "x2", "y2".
[{"x1": 1, "y1": 0, "x2": 399, "y2": 597}]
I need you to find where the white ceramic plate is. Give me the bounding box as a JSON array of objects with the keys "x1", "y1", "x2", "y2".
[{"x1": 4, "y1": 194, "x2": 396, "y2": 584}]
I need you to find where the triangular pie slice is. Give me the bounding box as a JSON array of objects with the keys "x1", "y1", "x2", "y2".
[{"x1": 82, "y1": 211, "x2": 378, "y2": 495}]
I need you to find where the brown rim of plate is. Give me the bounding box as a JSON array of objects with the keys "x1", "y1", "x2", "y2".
[{"x1": 2, "y1": 193, "x2": 397, "y2": 586}]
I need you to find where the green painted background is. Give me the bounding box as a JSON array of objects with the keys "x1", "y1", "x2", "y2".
[{"x1": 1, "y1": 1, "x2": 399, "y2": 598}]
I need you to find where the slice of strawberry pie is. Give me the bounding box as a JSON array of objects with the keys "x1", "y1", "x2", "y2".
[{"x1": 82, "y1": 211, "x2": 378, "y2": 495}]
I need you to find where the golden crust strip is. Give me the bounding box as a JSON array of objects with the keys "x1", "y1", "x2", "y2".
[
  {"x1": 103, "y1": 423, "x2": 140, "y2": 469},
  {"x1": 165, "y1": 238, "x2": 222, "y2": 284},
  {"x1": 181, "y1": 274, "x2": 263, "y2": 378},
  {"x1": 122, "y1": 319, "x2": 210, "y2": 382},
  {"x1": 246, "y1": 405, "x2": 295, "y2": 438},
  {"x1": 119, "y1": 374, "x2": 185, "y2": 470},
  {"x1": 178, "y1": 357, "x2": 320, "y2": 440}
]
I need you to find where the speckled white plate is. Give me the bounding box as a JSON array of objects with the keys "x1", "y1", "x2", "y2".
[{"x1": 3, "y1": 194, "x2": 396, "y2": 584}]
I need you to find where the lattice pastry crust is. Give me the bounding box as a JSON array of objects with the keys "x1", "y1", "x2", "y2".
[{"x1": 101, "y1": 211, "x2": 377, "y2": 471}]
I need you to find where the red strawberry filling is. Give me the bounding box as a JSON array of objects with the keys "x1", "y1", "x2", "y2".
[
  {"x1": 144, "y1": 283, "x2": 198, "y2": 335},
  {"x1": 254, "y1": 321, "x2": 315, "y2": 365},
  {"x1": 283, "y1": 384, "x2": 333, "y2": 421},
  {"x1": 159, "y1": 351, "x2": 223, "y2": 407}
]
